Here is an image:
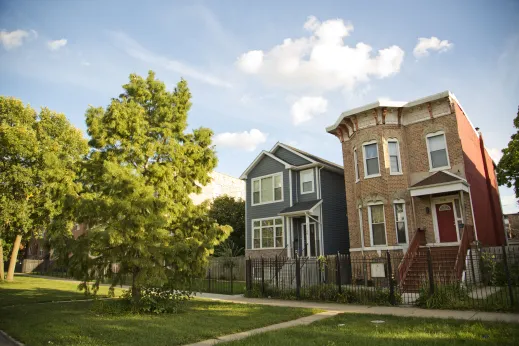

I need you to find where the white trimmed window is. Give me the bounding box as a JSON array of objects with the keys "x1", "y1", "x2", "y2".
[
  {"x1": 354, "y1": 148, "x2": 360, "y2": 182},
  {"x1": 300, "y1": 169, "x2": 314, "y2": 194},
  {"x1": 362, "y1": 141, "x2": 380, "y2": 178},
  {"x1": 252, "y1": 217, "x2": 284, "y2": 249},
  {"x1": 388, "y1": 139, "x2": 402, "y2": 174},
  {"x1": 252, "y1": 173, "x2": 283, "y2": 205},
  {"x1": 426, "y1": 132, "x2": 450, "y2": 170},
  {"x1": 393, "y1": 202, "x2": 408, "y2": 244},
  {"x1": 368, "y1": 204, "x2": 386, "y2": 246}
]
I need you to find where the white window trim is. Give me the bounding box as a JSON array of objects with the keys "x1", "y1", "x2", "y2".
[
  {"x1": 425, "y1": 131, "x2": 451, "y2": 172},
  {"x1": 367, "y1": 202, "x2": 387, "y2": 246},
  {"x1": 251, "y1": 216, "x2": 285, "y2": 250},
  {"x1": 362, "y1": 140, "x2": 381, "y2": 179},
  {"x1": 387, "y1": 138, "x2": 403, "y2": 175},
  {"x1": 354, "y1": 148, "x2": 360, "y2": 183},
  {"x1": 251, "y1": 172, "x2": 284, "y2": 206},
  {"x1": 300, "y1": 168, "x2": 315, "y2": 194},
  {"x1": 393, "y1": 199, "x2": 408, "y2": 244}
]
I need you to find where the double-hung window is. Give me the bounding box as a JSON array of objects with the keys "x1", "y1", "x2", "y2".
[
  {"x1": 388, "y1": 140, "x2": 402, "y2": 174},
  {"x1": 426, "y1": 132, "x2": 450, "y2": 170},
  {"x1": 393, "y1": 202, "x2": 407, "y2": 244},
  {"x1": 368, "y1": 204, "x2": 386, "y2": 246},
  {"x1": 363, "y1": 142, "x2": 380, "y2": 178},
  {"x1": 252, "y1": 173, "x2": 283, "y2": 205},
  {"x1": 300, "y1": 169, "x2": 314, "y2": 194},
  {"x1": 354, "y1": 148, "x2": 360, "y2": 182},
  {"x1": 252, "y1": 217, "x2": 284, "y2": 249}
]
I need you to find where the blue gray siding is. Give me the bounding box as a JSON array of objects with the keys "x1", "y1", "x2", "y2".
[
  {"x1": 321, "y1": 169, "x2": 349, "y2": 254},
  {"x1": 273, "y1": 147, "x2": 311, "y2": 166},
  {"x1": 245, "y1": 156, "x2": 290, "y2": 249}
]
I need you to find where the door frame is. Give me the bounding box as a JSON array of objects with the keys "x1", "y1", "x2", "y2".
[
  {"x1": 431, "y1": 196, "x2": 460, "y2": 245},
  {"x1": 301, "y1": 222, "x2": 317, "y2": 257}
]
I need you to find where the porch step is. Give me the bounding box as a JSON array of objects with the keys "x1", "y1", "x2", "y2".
[{"x1": 401, "y1": 246, "x2": 459, "y2": 292}]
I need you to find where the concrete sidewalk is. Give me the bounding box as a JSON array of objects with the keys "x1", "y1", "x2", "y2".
[{"x1": 196, "y1": 292, "x2": 519, "y2": 323}]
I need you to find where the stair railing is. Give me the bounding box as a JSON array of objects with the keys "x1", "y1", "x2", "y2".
[
  {"x1": 398, "y1": 228, "x2": 425, "y2": 287},
  {"x1": 454, "y1": 224, "x2": 474, "y2": 281}
]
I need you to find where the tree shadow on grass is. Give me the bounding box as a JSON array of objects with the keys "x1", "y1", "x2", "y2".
[{"x1": 0, "y1": 287, "x2": 97, "y2": 307}]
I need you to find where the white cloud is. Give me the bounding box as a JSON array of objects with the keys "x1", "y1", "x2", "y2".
[
  {"x1": 47, "y1": 39, "x2": 67, "y2": 51},
  {"x1": 488, "y1": 147, "x2": 503, "y2": 163},
  {"x1": 0, "y1": 29, "x2": 35, "y2": 50},
  {"x1": 291, "y1": 96, "x2": 328, "y2": 125},
  {"x1": 80, "y1": 60, "x2": 91, "y2": 67},
  {"x1": 413, "y1": 37, "x2": 453, "y2": 58},
  {"x1": 213, "y1": 129, "x2": 268, "y2": 151},
  {"x1": 236, "y1": 16, "x2": 404, "y2": 92},
  {"x1": 110, "y1": 31, "x2": 232, "y2": 88}
]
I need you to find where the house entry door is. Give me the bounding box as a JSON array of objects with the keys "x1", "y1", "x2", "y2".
[
  {"x1": 301, "y1": 223, "x2": 318, "y2": 257},
  {"x1": 436, "y1": 202, "x2": 458, "y2": 242}
]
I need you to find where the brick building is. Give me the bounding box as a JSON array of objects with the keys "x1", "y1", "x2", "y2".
[{"x1": 326, "y1": 91, "x2": 506, "y2": 259}]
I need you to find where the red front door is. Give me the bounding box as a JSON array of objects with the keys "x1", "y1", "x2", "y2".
[{"x1": 436, "y1": 202, "x2": 458, "y2": 242}]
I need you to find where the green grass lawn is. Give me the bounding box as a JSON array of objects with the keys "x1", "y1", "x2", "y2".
[
  {"x1": 225, "y1": 313, "x2": 519, "y2": 346},
  {"x1": 0, "y1": 275, "x2": 123, "y2": 307},
  {"x1": 0, "y1": 276, "x2": 318, "y2": 346}
]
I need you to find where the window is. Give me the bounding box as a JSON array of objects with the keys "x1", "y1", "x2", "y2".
[
  {"x1": 300, "y1": 169, "x2": 314, "y2": 194},
  {"x1": 388, "y1": 140, "x2": 402, "y2": 174},
  {"x1": 369, "y1": 204, "x2": 386, "y2": 246},
  {"x1": 252, "y1": 218, "x2": 284, "y2": 249},
  {"x1": 426, "y1": 132, "x2": 450, "y2": 170},
  {"x1": 358, "y1": 207, "x2": 364, "y2": 248},
  {"x1": 393, "y1": 202, "x2": 407, "y2": 244},
  {"x1": 354, "y1": 148, "x2": 360, "y2": 182},
  {"x1": 252, "y1": 173, "x2": 283, "y2": 205},
  {"x1": 363, "y1": 142, "x2": 380, "y2": 177}
]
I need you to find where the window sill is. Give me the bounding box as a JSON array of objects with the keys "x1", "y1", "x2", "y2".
[
  {"x1": 300, "y1": 190, "x2": 314, "y2": 195},
  {"x1": 389, "y1": 172, "x2": 403, "y2": 176},
  {"x1": 429, "y1": 166, "x2": 451, "y2": 173},
  {"x1": 249, "y1": 247, "x2": 286, "y2": 251},
  {"x1": 364, "y1": 174, "x2": 381, "y2": 180},
  {"x1": 251, "y1": 200, "x2": 284, "y2": 206}
]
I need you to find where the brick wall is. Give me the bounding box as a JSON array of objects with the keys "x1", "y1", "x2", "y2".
[{"x1": 245, "y1": 248, "x2": 287, "y2": 259}]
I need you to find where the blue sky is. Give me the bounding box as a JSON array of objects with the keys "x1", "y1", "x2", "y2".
[{"x1": 1, "y1": 0, "x2": 518, "y2": 212}]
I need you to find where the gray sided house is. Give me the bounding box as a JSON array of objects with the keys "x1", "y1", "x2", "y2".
[{"x1": 240, "y1": 142, "x2": 349, "y2": 258}]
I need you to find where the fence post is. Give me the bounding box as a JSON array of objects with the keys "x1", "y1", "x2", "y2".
[
  {"x1": 502, "y1": 245, "x2": 515, "y2": 307},
  {"x1": 245, "y1": 258, "x2": 251, "y2": 292},
  {"x1": 362, "y1": 256, "x2": 368, "y2": 286},
  {"x1": 230, "y1": 261, "x2": 234, "y2": 295},
  {"x1": 469, "y1": 248, "x2": 476, "y2": 284},
  {"x1": 275, "y1": 255, "x2": 279, "y2": 289},
  {"x1": 427, "y1": 247, "x2": 435, "y2": 296},
  {"x1": 336, "y1": 253, "x2": 342, "y2": 294},
  {"x1": 295, "y1": 253, "x2": 301, "y2": 299},
  {"x1": 386, "y1": 251, "x2": 396, "y2": 305},
  {"x1": 261, "y1": 257, "x2": 265, "y2": 296},
  {"x1": 208, "y1": 268, "x2": 212, "y2": 293}
]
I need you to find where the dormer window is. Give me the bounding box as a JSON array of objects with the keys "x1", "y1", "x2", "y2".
[{"x1": 300, "y1": 169, "x2": 314, "y2": 194}]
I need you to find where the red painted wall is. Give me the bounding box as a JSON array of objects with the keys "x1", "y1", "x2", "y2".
[{"x1": 454, "y1": 102, "x2": 505, "y2": 245}]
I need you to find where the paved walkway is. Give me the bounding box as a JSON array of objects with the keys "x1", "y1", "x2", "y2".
[
  {"x1": 196, "y1": 292, "x2": 519, "y2": 323},
  {"x1": 183, "y1": 311, "x2": 340, "y2": 346}
]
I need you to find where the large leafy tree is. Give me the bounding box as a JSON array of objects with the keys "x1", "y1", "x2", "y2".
[
  {"x1": 497, "y1": 106, "x2": 519, "y2": 198},
  {"x1": 209, "y1": 195, "x2": 245, "y2": 255},
  {"x1": 0, "y1": 97, "x2": 88, "y2": 281},
  {"x1": 68, "y1": 71, "x2": 230, "y2": 302}
]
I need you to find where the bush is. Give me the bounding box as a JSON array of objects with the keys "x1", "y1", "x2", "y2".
[
  {"x1": 415, "y1": 283, "x2": 470, "y2": 309},
  {"x1": 480, "y1": 251, "x2": 519, "y2": 286}
]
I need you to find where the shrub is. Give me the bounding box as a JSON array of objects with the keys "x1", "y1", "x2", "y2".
[
  {"x1": 415, "y1": 283, "x2": 470, "y2": 309},
  {"x1": 480, "y1": 251, "x2": 519, "y2": 286}
]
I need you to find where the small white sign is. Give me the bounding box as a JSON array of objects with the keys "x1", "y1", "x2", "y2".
[{"x1": 371, "y1": 263, "x2": 386, "y2": 278}]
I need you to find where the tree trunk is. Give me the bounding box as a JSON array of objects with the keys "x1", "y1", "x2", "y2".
[
  {"x1": 131, "y1": 268, "x2": 141, "y2": 304},
  {"x1": 6, "y1": 234, "x2": 22, "y2": 282},
  {"x1": 0, "y1": 238, "x2": 4, "y2": 282}
]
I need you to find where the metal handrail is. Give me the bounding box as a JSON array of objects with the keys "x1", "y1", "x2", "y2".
[
  {"x1": 454, "y1": 225, "x2": 474, "y2": 280},
  {"x1": 398, "y1": 228, "x2": 425, "y2": 286}
]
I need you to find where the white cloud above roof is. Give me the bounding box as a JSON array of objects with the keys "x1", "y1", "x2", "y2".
[
  {"x1": 0, "y1": 29, "x2": 36, "y2": 50},
  {"x1": 47, "y1": 38, "x2": 68, "y2": 51},
  {"x1": 413, "y1": 37, "x2": 453, "y2": 58},
  {"x1": 291, "y1": 96, "x2": 328, "y2": 125},
  {"x1": 213, "y1": 129, "x2": 268, "y2": 151},
  {"x1": 236, "y1": 16, "x2": 405, "y2": 92}
]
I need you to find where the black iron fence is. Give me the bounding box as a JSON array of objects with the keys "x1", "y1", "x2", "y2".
[{"x1": 245, "y1": 245, "x2": 519, "y2": 312}]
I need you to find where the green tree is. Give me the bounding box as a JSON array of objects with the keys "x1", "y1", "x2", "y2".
[
  {"x1": 497, "y1": 106, "x2": 519, "y2": 198},
  {"x1": 67, "y1": 71, "x2": 230, "y2": 303},
  {"x1": 209, "y1": 195, "x2": 245, "y2": 255},
  {"x1": 0, "y1": 97, "x2": 88, "y2": 282}
]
